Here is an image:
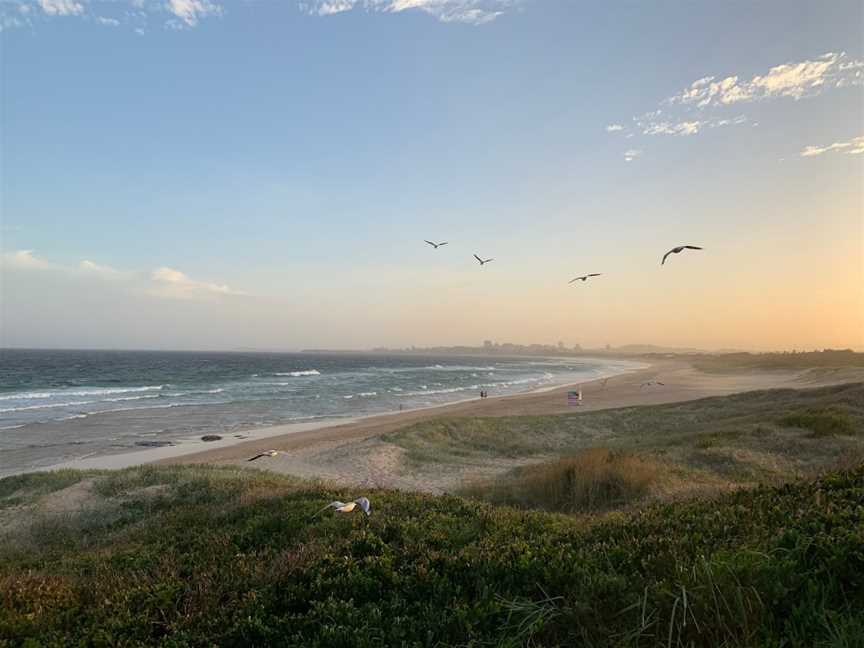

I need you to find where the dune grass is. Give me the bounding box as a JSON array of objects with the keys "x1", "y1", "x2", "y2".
[
  {"x1": 0, "y1": 470, "x2": 88, "y2": 511},
  {"x1": 461, "y1": 448, "x2": 663, "y2": 513},
  {"x1": 688, "y1": 349, "x2": 864, "y2": 373},
  {"x1": 2, "y1": 463, "x2": 863, "y2": 646},
  {"x1": 381, "y1": 382, "x2": 864, "y2": 487},
  {"x1": 778, "y1": 407, "x2": 856, "y2": 437}
]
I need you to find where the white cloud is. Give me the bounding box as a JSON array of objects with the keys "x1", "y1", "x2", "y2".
[
  {"x1": 668, "y1": 53, "x2": 863, "y2": 107},
  {"x1": 38, "y1": 0, "x2": 84, "y2": 16},
  {"x1": 613, "y1": 53, "x2": 862, "y2": 141},
  {"x1": 301, "y1": 0, "x2": 514, "y2": 25},
  {"x1": 310, "y1": 0, "x2": 355, "y2": 15},
  {"x1": 4, "y1": 250, "x2": 241, "y2": 300},
  {"x1": 606, "y1": 123, "x2": 624, "y2": 132},
  {"x1": 2, "y1": 250, "x2": 56, "y2": 270},
  {"x1": 800, "y1": 134, "x2": 864, "y2": 157},
  {"x1": 637, "y1": 115, "x2": 747, "y2": 137},
  {"x1": 80, "y1": 259, "x2": 119, "y2": 274},
  {"x1": 642, "y1": 120, "x2": 702, "y2": 136},
  {"x1": 150, "y1": 266, "x2": 240, "y2": 299},
  {"x1": 2, "y1": 0, "x2": 224, "y2": 30},
  {"x1": 164, "y1": 0, "x2": 222, "y2": 27},
  {"x1": 623, "y1": 149, "x2": 641, "y2": 162},
  {"x1": 4, "y1": 0, "x2": 510, "y2": 30}
]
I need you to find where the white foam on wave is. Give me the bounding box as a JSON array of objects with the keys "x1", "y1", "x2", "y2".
[
  {"x1": 0, "y1": 385, "x2": 166, "y2": 401},
  {"x1": 0, "y1": 393, "x2": 163, "y2": 413},
  {"x1": 404, "y1": 385, "x2": 465, "y2": 396},
  {"x1": 167, "y1": 388, "x2": 225, "y2": 397},
  {"x1": 253, "y1": 382, "x2": 299, "y2": 387},
  {"x1": 0, "y1": 400, "x2": 93, "y2": 413},
  {"x1": 272, "y1": 370, "x2": 320, "y2": 377},
  {"x1": 420, "y1": 365, "x2": 496, "y2": 372}
]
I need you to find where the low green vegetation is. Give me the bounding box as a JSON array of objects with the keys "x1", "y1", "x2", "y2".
[
  {"x1": 0, "y1": 470, "x2": 87, "y2": 511},
  {"x1": 688, "y1": 349, "x2": 864, "y2": 373},
  {"x1": 461, "y1": 448, "x2": 663, "y2": 513},
  {"x1": 383, "y1": 382, "x2": 864, "y2": 486},
  {"x1": 778, "y1": 407, "x2": 856, "y2": 437},
  {"x1": 2, "y1": 463, "x2": 864, "y2": 647}
]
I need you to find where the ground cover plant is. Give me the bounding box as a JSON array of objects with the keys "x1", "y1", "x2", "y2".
[{"x1": 1, "y1": 462, "x2": 863, "y2": 647}]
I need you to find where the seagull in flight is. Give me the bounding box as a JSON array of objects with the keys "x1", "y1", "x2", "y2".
[
  {"x1": 474, "y1": 254, "x2": 494, "y2": 266},
  {"x1": 314, "y1": 497, "x2": 371, "y2": 517},
  {"x1": 569, "y1": 273, "x2": 602, "y2": 284},
  {"x1": 247, "y1": 450, "x2": 281, "y2": 462},
  {"x1": 661, "y1": 245, "x2": 703, "y2": 265},
  {"x1": 424, "y1": 240, "x2": 448, "y2": 249}
]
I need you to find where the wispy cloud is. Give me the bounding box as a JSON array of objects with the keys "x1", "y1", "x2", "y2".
[
  {"x1": 669, "y1": 52, "x2": 863, "y2": 108},
  {"x1": 3, "y1": 0, "x2": 514, "y2": 29},
  {"x1": 38, "y1": 0, "x2": 84, "y2": 16},
  {"x1": 608, "y1": 53, "x2": 863, "y2": 141},
  {"x1": 3, "y1": 250, "x2": 242, "y2": 301},
  {"x1": 150, "y1": 266, "x2": 241, "y2": 299},
  {"x1": 1, "y1": 0, "x2": 225, "y2": 31},
  {"x1": 300, "y1": 0, "x2": 515, "y2": 25},
  {"x1": 623, "y1": 149, "x2": 641, "y2": 163},
  {"x1": 165, "y1": 0, "x2": 222, "y2": 28},
  {"x1": 2, "y1": 250, "x2": 56, "y2": 270},
  {"x1": 80, "y1": 259, "x2": 120, "y2": 274},
  {"x1": 800, "y1": 134, "x2": 864, "y2": 158},
  {"x1": 637, "y1": 115, "x2": 748, "y2": 137}
]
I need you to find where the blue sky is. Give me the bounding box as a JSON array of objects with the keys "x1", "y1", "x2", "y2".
[{"x1": 1, "y1": 1, "x2": 862, "y2": 350}]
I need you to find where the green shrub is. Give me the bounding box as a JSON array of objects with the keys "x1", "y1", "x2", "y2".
[
  {"x1": 778, "y1": 407, "x2": 856, "y2": 437},
  {"x1": 1, "y1": 463, "x2": 863, "y2": 647}
]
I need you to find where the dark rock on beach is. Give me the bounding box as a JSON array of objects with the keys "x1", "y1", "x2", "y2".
[{"x1": 135, "y1": 440, "x2": 174, "y2": 448}]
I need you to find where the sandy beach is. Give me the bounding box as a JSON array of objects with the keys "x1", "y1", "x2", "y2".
[{"x1": 156, "y1": 359, "x2": 862, "y2": 492}]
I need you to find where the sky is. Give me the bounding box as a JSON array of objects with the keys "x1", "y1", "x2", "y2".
[{"x1": 1, "y1": 0, "x2": 862, "y2": 352}]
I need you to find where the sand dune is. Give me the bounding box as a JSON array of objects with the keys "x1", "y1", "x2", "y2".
[{"x1": 161, "y1": 360, "x2": 864, "y2": 492}]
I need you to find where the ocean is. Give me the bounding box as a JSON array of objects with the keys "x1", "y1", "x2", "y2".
[{"x1": 0, "y1": 349, "x2": 641, "y2": 476}]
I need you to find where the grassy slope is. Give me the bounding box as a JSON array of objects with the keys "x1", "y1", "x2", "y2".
[
  {"x1": 381, "y1": 382, "x2": 864, "y2": 485},
  {"x1": 685, "y1": 350, "x2": 864, "y2": 373},
  {"x1": 2, "y1": 463, "x2": 864, "y2": 647}
]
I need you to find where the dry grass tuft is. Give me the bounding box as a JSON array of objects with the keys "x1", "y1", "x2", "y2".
[{"x1": 462, "y1": 447, "x2": 663, "y2": 513}]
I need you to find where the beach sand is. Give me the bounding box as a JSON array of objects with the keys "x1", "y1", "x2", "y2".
[{"x1": 157, "y1": 359, "x2": 862, "y2": 492}]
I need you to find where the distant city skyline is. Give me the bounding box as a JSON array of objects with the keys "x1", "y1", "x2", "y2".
[{"x1": 2, "y1": 1, "x2": 862, "y2": 351}]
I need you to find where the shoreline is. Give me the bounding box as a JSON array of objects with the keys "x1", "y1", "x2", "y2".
[
  {"x1": 156, "y1": 359, "x2": 863, "y2": 494},
  {"x1": 10, "y1": 359, "x2": 862, "y2": 481},
  {"x1": 11, "y1": 359, "x2": 644, "y2": 476}
]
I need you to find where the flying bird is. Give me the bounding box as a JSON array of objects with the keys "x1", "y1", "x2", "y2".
[
  {"x1": 314, "y1": 497, "x2": 371, "y2": 517},
  {"x1": 247, "y1": 450, "x2": 281, "y2": 462},
  {"x1": 424, "y1": 240, "x2": 448, "y2": 249},
  {"x1": 569, "y1": 273, "x2": 602, "y2": 284},
  {"x1": 661, "y1": 245, "x2": 703, "y2": 265},
  {"x1": 474, "y1": 254, "x2": 494, "y2": 266}
]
